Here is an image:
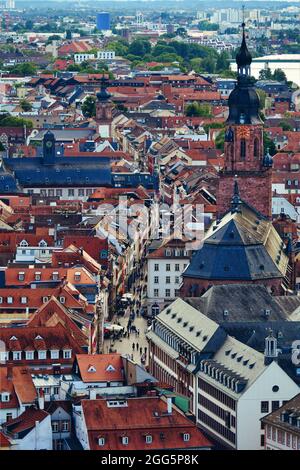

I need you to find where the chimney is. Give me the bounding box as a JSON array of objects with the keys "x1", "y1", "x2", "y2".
[
  {"x1": 38, "y1": 389, "x2": 45, "y2": 410},
  {"x1": 89, "y1": 389, "x2": 97, "y2": 400},
  {"x1": 25, "y1": 307, "x2": 29, "y2": 319},
  {"x1": 167, "y1": 397, "x2": 172, "y2": 415},
  {"x1": 7, "y1": 362, "x2": 13, "y2": 380}
]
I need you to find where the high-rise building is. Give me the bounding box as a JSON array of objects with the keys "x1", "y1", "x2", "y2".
[
  {"x1": 96, "y1": 12, "x2": 110, "y2": 31},
  {"x1": 6, "y1": 0, "x2": 15, "y2": 9}
]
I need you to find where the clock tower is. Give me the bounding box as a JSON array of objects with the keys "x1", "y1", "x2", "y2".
[
  {"x1": 96, "y1": 76, "x2": 113, "y2": 138},
  {"x1": 43, "y1": 130, "x2": 56, "y2": 165},
  {"x1": 217, "y1": 23, "x2": 273, "y2": 219}
]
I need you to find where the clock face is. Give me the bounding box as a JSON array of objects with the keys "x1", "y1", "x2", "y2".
[
  {"x1": 46, "y1": 140, "x2": 53, "y2": 148},
  {"x1": 236, "y1": 126, "x2": 251, "y2": 139}
]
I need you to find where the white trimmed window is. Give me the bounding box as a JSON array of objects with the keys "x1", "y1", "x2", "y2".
[
  {"x1": 59, "y1": 297, "x2": 65, "y2": 304},
  {"x1": 98, "y1": 437, "x2": 105, "y2": 446},
  {"x1": 122, "y1": 436, "x2": 129, "y2": 445},
  {"x1": 63, "y1": 349, "x2": 72, "y2": 359},
  {"x1": 183, "y1": 433, "x2": 190, "y2": 442},
  {"x1": 0, "y1": 351, "x2": 8, "y2": 361},
  {"x1": 7, "y1": 296, "x2": 13, "y2": 304},
  {"x1": 13, "y1": 351, "x2": 22, "y2": 360},
  {"x1": 1, "y1": 393, "x2": 10, "y2": 402},
  {"x1": 25, "y1": 351, "x2": 34, "y2": 360},
  {"x1": 145, "y1": 435, "x2": 152, "y2": 444},
  {"x1": 21, "y1": 297, "x2": 28, "y2": 304},
  {"x1": 50, "y1": 350, "x2": 59, "y2": 359},
  {"x1": 38, "y1": 350, "x2": 47, "y2": 360}
]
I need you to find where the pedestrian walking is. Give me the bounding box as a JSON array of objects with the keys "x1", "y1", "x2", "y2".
[
  {"x1": 140, "y1": 347, "x2": 142, "y2": 355},
  {"x1": 136, "y1": 343, "x2": 139, "y2": 350},
  {"x1": 144, "y1": 347, "x2": 147, "y2": 355},
  {"x1": 132, "y1": 343, "x2": 135, "y2": 351}
]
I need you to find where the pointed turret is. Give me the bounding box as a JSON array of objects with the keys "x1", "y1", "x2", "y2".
[
  {"x1": 231, "y1": 179, "x2": 242, "y2": 214},
  {"x1": 236, "y1": 23, "x2": 252, "y2": 78}
]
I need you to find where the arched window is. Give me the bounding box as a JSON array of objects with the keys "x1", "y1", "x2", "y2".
[
  {"x1": 254, "y1": 138, "x2": 259, "y2": 158},
  {"x1": 240, "y1": 139, "x2": 246, "y2": 159}
]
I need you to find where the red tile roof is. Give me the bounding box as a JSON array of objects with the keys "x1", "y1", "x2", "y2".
[
  {"x1": 0, "y1": 324, "x2": 83, "y2": 355},
  {"x1": 76, "y1": 354, "x2": 124, "y2": 383},
  {"x1": 2, "y1": 407, "x2": 49, "y2": 436},
  {"x1": 82, "y1": 397, "x2": 212, "y2": 450}
]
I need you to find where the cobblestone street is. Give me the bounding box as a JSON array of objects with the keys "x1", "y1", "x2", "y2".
[{"x1": 103, "y1": 314, "x2": 150, "y2": 366}]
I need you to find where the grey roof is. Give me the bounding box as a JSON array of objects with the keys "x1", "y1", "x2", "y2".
[
  {"x1": 185, "y1": 284, "x2": 300, "y2": 322},
  {"x1": 183, "y1": 203, "x2": 288, "y2": 282},
  {"x1": 31, "y1": 129, "x2": 95, "y2": 142},
  {"x1": 3, "y1": 156, "x2": 112, "y2": 188}
]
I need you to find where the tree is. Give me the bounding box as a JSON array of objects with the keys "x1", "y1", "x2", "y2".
[
  {"x1": 279, "y1": 121, "x2": 293, "y2": 131},
  {"x1": 216, "y1": 51, "x2": 230, "y2": 72},
  {"x1": 259, "y1": 68, "x2": 273, "y2": 80},
  {"x1": 215, "y1": 129, "x2": 225, "y2": 151},
  {"x1": 10, "y1": 62, "x2": 37, "y2": 76},
  {"x1": 0, "y1": 113, "x2": 33, "y2": 128},
  {"x1": 256, "y1": 89, "x2": 267, "y2": 110},
  {"x1": 20, "y1": 99, "x2": 32, "y2": 112},
  {"x1": 128, "y1": 40, "x2": 151, "y2": 57},
  {"x1": 81, "y1": 96, "x2": 96, "y2": 118},
  {"x1": 273, "y1": 68, "x2": 287, "y2": 82},
  {"x1": 186, "y1": 102, "x2": 212, "y2": 117},
  {"x1": 263, "y1": 132, "x2": 276, "y2": 156},
  {"x1": 198, "y1": 21, "x2": 219, "y2": 31}
]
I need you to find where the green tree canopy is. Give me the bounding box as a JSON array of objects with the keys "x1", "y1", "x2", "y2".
[
  {"x1": 81, "y1": 96, "x2": 96, "y2": 118},
  {"x1": 186, "y1": 102, "x2": 212, "y2": 117}
]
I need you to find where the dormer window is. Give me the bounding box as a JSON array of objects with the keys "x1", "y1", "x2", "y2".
[
  {"x1": 13, "y1": 351, "x2": 21, "y2": 360},
  {"x1": 145, "y1": 435, "x2": 152, "y2": 444},
  {"x1": 74, "y1": 272, "x2": 81, "y2": 282},
  {"x1": 18, "y1": 272, "x2": 25, "y2": 281},
  {"x1": 35, "y1": 272, "x2": 41, "y2": 281},
  {"x1": 59, "y1": 296, "x2": 65, "y2": 304},
  {"x1": 21, "y1": 297, "x2": 28, "y2": 304},
  {"x1": 39, "y1": 240, "x2": 47, "y2": 247},
  {"x1": 183, "y1": 433, "x2": 190, "y2": 442},
  {"x1": 19, "y1": 240, "x2": 28, "y2": 247},
  {"x1": 7, "y1": 296, "x2": 13, "y2": 304},
  {"x1": 88, "y1": 365, "x2": 97, "y2": 373},
  {"x1": 26, "y1": 351, "x2": 34, "y2": 360},
  {"x1": 122, "y1": 436, "x2": 129, "y2": 445},
  {"x1": 98, "y1": 437, "x2": 105, "y2": 446},
  {"x1": 38, "y1": 350, "x2": 47, "y2": 360},
  {"x1": 1, "y1": 392, "x2": 10, "y2": 402},
  {"x1": 43, "y1": 297, "x2": 49, "y2": 303},
  {"x1": 63, "y1": 349, "x2": 72, "y2": 359},
  {"x1": 50, "y1": 350, "x2": 59, "y2": 359},
  {"x1": 106, "y1": 365, "x2": 115, "y2": 372},
  {"x1": 52, "y1": 272, "x2": 59, "y2": 281}
]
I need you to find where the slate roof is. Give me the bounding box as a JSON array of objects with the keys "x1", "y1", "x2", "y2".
[
  {"x1": 185, "y1": 284, "x2": 300, "y2": 322},
  {"x1": 183, "y1": 203, "x2": 288, "y2": 281},
  {"x1": 3, "y1": 156, "x2": 112, "y2": 188}
]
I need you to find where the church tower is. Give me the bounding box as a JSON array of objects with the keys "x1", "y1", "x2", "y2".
[
  {"x1": 96, "y1": 76, "x2": 113, "y2": 138},
  {"x1": 217, "y1": 23, "x2": 273, "y2": 219}
]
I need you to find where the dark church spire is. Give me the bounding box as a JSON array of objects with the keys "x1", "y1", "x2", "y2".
[
  {"x1": 226, "y1": 16, "x2": 262, "y2": 126},
  {"x1": 231, "y1": 178, "x2": 242, "y2": 214},
  {"x1": 96, "y1": 75, "x2": 111, "y2": 102},
  {"x1": 236, "y1": 22, "x2": 252, "y2": 78}
]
